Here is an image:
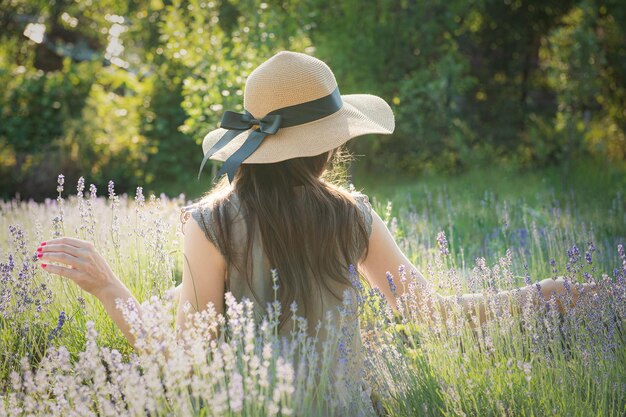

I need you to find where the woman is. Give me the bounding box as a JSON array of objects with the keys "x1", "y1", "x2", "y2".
[{"x1": 35, "y1": 51, "x2": 592, "y2": 411}]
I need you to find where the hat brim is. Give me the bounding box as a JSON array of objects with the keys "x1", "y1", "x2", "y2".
[{"x1": 201, "y1": 94, "x2": 395, "y2": 164}]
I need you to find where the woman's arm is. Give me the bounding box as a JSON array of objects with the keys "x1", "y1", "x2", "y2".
[
  {"x1": 37, "y1": 215, "x2": 227, "y2": 349},
  {"x1": 176, "y1": 214, "x2": 226, "y2": 333},
  {"x1": 37, "y1": 237, "x2": 142, "y2": 347},
  {"x1": 358, "y1": 209, "x2": 593, "y2": 329},
  {"x1": 358, "y1": 209, "x2": 445, "y2": 316},
  {"x1": 92, "y1": 282, "x2": 141, "y2": 345},
  {"x1": 436, "y1": 277, "x2": 586, "y2": 329}
]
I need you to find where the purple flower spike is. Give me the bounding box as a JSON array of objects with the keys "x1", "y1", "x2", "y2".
[
  {"x1": 550, "y1": 259, "x2": 557, "y2": 274},
  {"x1": 57, "y1": 311, "x2": 66, "y2": 329},
  {"x1": 386, "y1": 271, "x2": 397, "y2": 296},
  {"x1": 48, "y1": 310, "x2": 67, "y2": 341},
  {"x1": 568, "y1": 245, "x2": 580, "y2": 264},
  {"x1": 56, "y1": 174, "x2": 65, "y2": 194},
  {"x1": 436, "y1": 231, "x2": 449, "y2": 256},
  {"x1": 77, "y1": 176, "x2": 85, "y2": 196},
  {"x1": 89, "y1": 184, "x2": 97, "y2": 199},
  {"x1": 108, "y1": 180, "x2": 116, "y2": 198},
  {"x1": 525, "y1": 272, "x2": 531, "y2": 286}
]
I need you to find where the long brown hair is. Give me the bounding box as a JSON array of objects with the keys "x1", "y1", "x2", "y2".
[{"x1": 197, "y1": 145, "x2": 370, "y2": 331}]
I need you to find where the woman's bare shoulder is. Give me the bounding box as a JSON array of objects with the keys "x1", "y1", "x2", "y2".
[
  {"x1": 344, "y1": 186, "x2": 373, "y2": 217},
  {"x1": 179, "y1": 188, "x2": 238, "y2": 235}
]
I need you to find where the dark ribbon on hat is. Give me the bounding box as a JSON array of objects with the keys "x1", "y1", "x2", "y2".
[{"x1": 198, "y1": 86, "x2": 343, "y2": 183}]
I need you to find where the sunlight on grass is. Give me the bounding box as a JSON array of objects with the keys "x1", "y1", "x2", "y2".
[{"x1": 1, "y1": 169, "x2": 625, "y2": 416}]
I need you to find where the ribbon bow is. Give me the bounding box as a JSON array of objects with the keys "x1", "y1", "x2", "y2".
[
  {"x1": 197, "y1": 86, "x2": 343, "y2": 183},
  {"x1": 220, "y1": 111, "x2": 282, "y2": 135},
  {"x1": 197, "y1": 111, "x2": 283, "y2": 182}
]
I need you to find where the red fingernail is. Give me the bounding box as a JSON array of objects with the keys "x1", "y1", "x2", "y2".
[
  {"x1": 37, "y1": 247, "x2": 42, "y2": 252},
  {"x1": 41, "y1": 263, "x2": 47, "y2": 268},
  {"x1": 40, "y1": 242, "x2": 47, "y2": 246},
  {"x1": 37, "y1": 253, "x2": 43, "y2": 258}
]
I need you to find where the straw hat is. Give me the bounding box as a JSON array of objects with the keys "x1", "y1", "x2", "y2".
[{"x1": 198, "y1": 50, "x2": 395, "y2": 182}]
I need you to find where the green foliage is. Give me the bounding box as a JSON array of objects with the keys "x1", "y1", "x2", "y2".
[
  {"x1": 300, "y1": 0, "x2": 477, "y2": 174},
  {"x1": 0, "y1": 0, "x2": 625, "y2": 199},
  {"x1": 64, "y1": 65, "x2": 153, "y2": 186},
  {"x1": 159, "y1": 0, "x2": 311, "y2": 139},
  {"x1": 0, "y1": 59, "x2": 96, "y2": 198},
  {"x1": 391, "y1": 52, "x2": 477, "y2": 175},
  {"x1": 514, "y1": 0, "x2": 626, "y2": 166}
]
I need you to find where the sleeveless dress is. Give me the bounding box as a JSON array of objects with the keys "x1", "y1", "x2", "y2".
[{"x1": 181, "y1": 188, "x2": 383, "y2": 416}]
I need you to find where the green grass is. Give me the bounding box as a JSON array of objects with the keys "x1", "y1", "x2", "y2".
[
  {"x1": 357, "y1": 158, "x2": 625, "y2": 279},
  {"x1": 1, "y1": 159, "x2": 625, "y2": 415}
]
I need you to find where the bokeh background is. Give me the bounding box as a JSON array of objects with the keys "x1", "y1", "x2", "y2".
[{"x1": 1, "y1": 0, "x2": 625, "y2": 201}]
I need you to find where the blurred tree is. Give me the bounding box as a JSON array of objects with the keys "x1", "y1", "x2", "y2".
[
  {"x1": 300, "y1": 0, "x2": 478, "y2": 174},
  {"x1": 460, "y1": 0, "x2": 576, "y2": 151},
  {"x1": 155, "y1": 0, "x2": 313, "y2": 183},
  {"x1": 521, "y1": 0, "x2": 626, "y2": 166},
  {"x1": 1, "y1": 0, "x2": 624, "y2": 200},
  {"x1": 0, "y1": 0, "x2": 138, "y2": 199},
  {"x1": 0, "y1": 0, "x2": 196, "y2": 198}
]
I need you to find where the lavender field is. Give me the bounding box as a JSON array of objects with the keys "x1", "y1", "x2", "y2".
[{"x1": 1, "y1": 170, "x2": 625, "y2": 416}]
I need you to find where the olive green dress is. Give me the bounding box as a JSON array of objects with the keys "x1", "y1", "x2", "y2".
[{"x1": 182, "y1": 187, "x2": 382, "y2": 416}]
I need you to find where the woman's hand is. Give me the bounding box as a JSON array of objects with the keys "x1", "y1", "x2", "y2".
[
  {"x1": 36, "y1": 237, "x2": 141, "y2": 347},
  {"x1": 538, "y1": 277, "x2": 596, "y2": 313},
  {"x1": 36, "y1": 237, "x2": 122, "y2": 298}
]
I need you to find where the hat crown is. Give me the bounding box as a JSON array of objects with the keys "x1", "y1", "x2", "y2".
[{"x1": 244, "y1": 51, "x2": 339, "y2": 118}]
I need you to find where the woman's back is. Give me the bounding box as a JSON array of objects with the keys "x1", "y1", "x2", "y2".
[
  {"x1": 180, "y1": 185, "x2": 377, "y2": 414},
  {"x1": 182, "y1": 187, "x2": 372, "y2": 355}
]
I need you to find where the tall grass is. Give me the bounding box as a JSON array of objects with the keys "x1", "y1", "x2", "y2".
[{"x1": 1, "y1": 165, "x2": 625, "y2": 416}]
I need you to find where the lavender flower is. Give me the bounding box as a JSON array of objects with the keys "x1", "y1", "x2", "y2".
[
  {"x1": 54, "y1": 174, "x2": 65, "y2": 237},
  {"x1": 135, "y1": 186, "x2": 145, "y2": 206},
  {"x1": 567, "y1": 245, "x2": 580, "y2": 264},
  {"x1": 108, "y1": 180, "x2": 116, "y2": 199},
  {"x1": 56, "y1": 174, "x2": 65, "y2": 194},
  {"x1": 84, "y1": 183, "x2": 98, "y2": 241},
  {"x1": 76, "y1": 177, "x2": 88, "y2": 237},
  {"x1": 385, "y1": 271, "x2": 397, "y2": 297},
  {"x1": 398, "y1": 264, "x2": 406, "y2": 283},
  {"x1": 48, "y1": 310, "x2": 66, "y2": 340},
  {"x1": 77, "y1": 176, "x2": 85, "y2": 196},
  {"x1": 523, "y1": 264, "x2": 531, "y2": 285},
  {"x1": 89, "y1": 183, "x2": 97, "y2": 199},
  {"x1": 271, "y1": 268, "x2": 279, "y2": 292},
  {"x1": 618, "y1": 244, "x2": 626, "y2": 274},
  {"x1": 535, "y1": 282, "x2": 542, "y2": 295},
  {"x1": 436, "y1": 231, "x2": 449, "y2": 256},
  {"x1": 588, "y1": 241, "x2": 597, "y2": 254},
  {"x1": 348, "y1": 264, "x2": 358, "y2": 283},
  {"x1": 348, "y1": 264, "x2": 364, "y2": 307},
  {"x1": 9, "y1": 225, "x2": 26, "y2": 256},
  {"x1": 563, "y1": 278, "x2": 570, "y2": 293},
  {"x1": 107, "y1": 179, "x2": 121, "y2": 248}
]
